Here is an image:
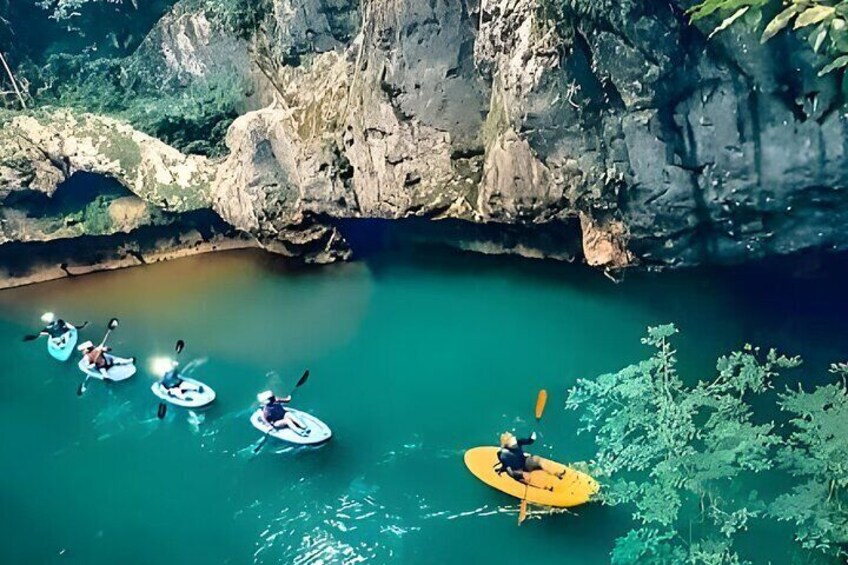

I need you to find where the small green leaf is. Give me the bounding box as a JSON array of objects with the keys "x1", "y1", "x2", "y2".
[
  {"x1": 819, "y1": 54, "x2": 848, "y2": 75},
  {"x1": 809, "y1": 23, "x2": 828, "y2": 53},
  {"x1": 710, "y1": 6, "x2": 751, "y2": 38},
  {"x1": 762, "y1": 5, "x2": 803, "y2": 43},
  {"x1": 795, "y1": 5, "x2": 836, "y2": 29}
]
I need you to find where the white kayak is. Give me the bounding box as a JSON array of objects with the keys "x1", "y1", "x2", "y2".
[
  {"x1": 250, "y1": 408, "x2": 332, "y2": 446},
  {"x1": 77, "y1": 355, "x2": 137, "y2": 382},
  {"x1": 151, "y1": 378, "x2": 216, "y2": 408},
  {"x1": 47, "y1": 326, "x2": 78, "y2": 362}
]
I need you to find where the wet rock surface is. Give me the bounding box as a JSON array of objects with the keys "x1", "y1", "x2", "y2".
[{"x1": 2, "y1": 0, "x2": 847, "y2": 276}]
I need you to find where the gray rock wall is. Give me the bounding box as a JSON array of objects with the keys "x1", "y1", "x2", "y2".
[{"x1": 3, "y1": 0, "x2": 847, "y2": 272}]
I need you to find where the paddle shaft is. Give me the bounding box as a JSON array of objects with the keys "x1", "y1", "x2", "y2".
[
  {"x1": 79, "y1": 321, "x2": 118, "y2": 396},
  {"x1": 518, "y1": 390, "x2": 548, "y2": 523},
  {"x1": 24, "y1": 321, "x2": 87, "y2": 342},
  {"x1": 518, "y1": 484, "x2": 529, "y2": 525},
  {"x1": 158, "y1": 339, "x2": 187, "y2": 419}
]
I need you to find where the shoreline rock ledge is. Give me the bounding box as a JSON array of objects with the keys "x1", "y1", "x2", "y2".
[{"x1": 2, "y1": 0, "x2": 847, "y2": 284}]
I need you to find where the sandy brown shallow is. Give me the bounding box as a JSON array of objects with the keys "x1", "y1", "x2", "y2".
[{"x1": 0, "y1": 236, "x2": 257, "y2": 290}]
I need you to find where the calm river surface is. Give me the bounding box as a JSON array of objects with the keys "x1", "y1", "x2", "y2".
[{"x1": 0, "y1": 248, "x2": 845, "y2": 563}]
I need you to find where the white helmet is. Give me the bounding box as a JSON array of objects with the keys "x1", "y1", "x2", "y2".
[
  {"x1": 41, "y1": 312, "x2": 55, "y2": 324},
  {"x1": 257, "y1": 390, "x2": 275, "y2": 406}
]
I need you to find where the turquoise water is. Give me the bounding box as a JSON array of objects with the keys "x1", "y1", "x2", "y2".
[{"x1": 0, "y1": 248, "x2": 845, "y2": 563}]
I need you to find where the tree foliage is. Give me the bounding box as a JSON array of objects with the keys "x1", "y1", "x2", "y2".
[
  {"x1": 36, "y1": 0, "x2": 134, "y2": 22},
  {"x1": 201, "y1": 0, "x2": 273, "y2": 38},
  {"x1": 568, "y1": 325, "x2": 848, "y2": 562},
  {"x1": 771, "y1": 362, "x2": 848, "y2": 556},
  {"x1": 689, "y1": 0, "x2": 848, "y2": 75},
  {"x1": 32, "y1": 53, "x2": 245, "y2": 156}
]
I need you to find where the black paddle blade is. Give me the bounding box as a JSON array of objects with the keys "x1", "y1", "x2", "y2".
[
  {"x1": 252, "y1": 435, "x2": 269, "y2": 454},
  {"x1": 22, "y1": 334, "x2": 39, "y2": 342},
  {"x1": 107, "y1": 318, "x2": 119, "y2": 330},
  {"x1": 175, "y1": 340, "x2": 185, "y2": 354},
  {"x1": 295, "y1": 370, "x2": 310, "y2": 388},
  {"x1": 157, "y1": 403, "x2": 167, "y2": 419},
  {"x1": 77, "y1": 383, "x2": 85, "y2": 396}
]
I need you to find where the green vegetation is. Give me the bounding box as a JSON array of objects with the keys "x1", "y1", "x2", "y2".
[
  {"x1": 690, "y1": 0, "x2": 848, "y2": 75},
  {"x1": 1, "y1": 0, "x2": 245, "y2": 155},
  {"x1": 200, "y1": 0, "x2": 273, "y2": 38},
  {"x1": 772, "y1": 362, "x2": 848, "y2": 554},
  {"x1": 32, "y1": 53, "x2": 246, "y2": 157},
  {"x1": 35, "y1": 0, "x2": 104, "y2": 21},
  {"x1": 568, "y1": 325, "x2": 848, "y2": 562}
]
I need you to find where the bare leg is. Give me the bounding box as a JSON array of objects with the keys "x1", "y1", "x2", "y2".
[
  {"x1": 506, "y1": 468, "x2": 554, "y2": 492},
  {"x1": 526, "y1": 455, "x2": 566, "y2": 479},
  {"x1": 283, "y1": 413, "x2": 308, "y2": 433}
]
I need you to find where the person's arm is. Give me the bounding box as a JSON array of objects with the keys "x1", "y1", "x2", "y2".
[
  {"x1": 280, "y1": 395, "x2": 292, "y2": 403},
  {"x1": 517, "y1": 432, "x2": 537, "y2": 447}
]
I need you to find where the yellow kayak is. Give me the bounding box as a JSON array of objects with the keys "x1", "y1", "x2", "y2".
[{"x1": 464, "y1": 446, "x2": 599, "y2": 508}]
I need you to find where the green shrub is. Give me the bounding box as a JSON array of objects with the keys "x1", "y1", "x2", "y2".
[
  {"x1": 689, "y1": 0, "x2": 848, "y2": 76},
  {"x1": 568, "y1": 325, "x2": 848, "y2": 562}
]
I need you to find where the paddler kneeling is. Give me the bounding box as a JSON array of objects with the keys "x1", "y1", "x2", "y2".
[
  {"x1": 495, "y1": 431, "x2": 566, "y2": 489},
  {"x1": 257, "y1": 390, "x2": 308, "y2": 434}
]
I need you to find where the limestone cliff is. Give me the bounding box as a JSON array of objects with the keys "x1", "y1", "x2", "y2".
[{"x1": 2, "y1": 0, "x2": 847, "y2": 279}]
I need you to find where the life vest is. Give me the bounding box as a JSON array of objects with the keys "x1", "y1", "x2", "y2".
[
  {"x1": 162, "y1": 370, "x2": 183, "y2": 388},
  {"x1": 264, "y1": 402, "x2": 287, "y2": 423},
  {"x1": 86, "y1": 348, "x2": 107, "y2": 368},
  {"x1": 45, "y1": 320, "x2": 68, "y2": 338}
]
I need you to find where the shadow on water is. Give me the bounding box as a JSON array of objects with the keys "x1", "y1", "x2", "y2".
[{"x1": 331, "y1": 217, "x2": 848, "y2": 372}]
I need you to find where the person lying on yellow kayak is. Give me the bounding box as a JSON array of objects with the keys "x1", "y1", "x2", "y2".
[{"x1": 495, "y1": 431, "x2": 566, "y2": 488}]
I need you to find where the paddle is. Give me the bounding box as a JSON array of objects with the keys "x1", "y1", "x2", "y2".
[
  {"x1": 22, "y1": 320, "x2": 88, "y2": 342},
  {"x1": 77, "y1": 318, "x2": 119, "y2": 396},
  {"x1": 535, "y1": 389, "x2": 548, "y2": 420},
  {"x1": 518, "y1": 389, "x2": 548, "y2": 525},
  {"x1": 252, "y1": 369, "x2": 310, "y2": 454},
  {"x1": 158, "y1": 339, "x2": 186, "y2": 419},
  {"x1": 518, "y1": 485, "x2": 529, "y2": 525}
]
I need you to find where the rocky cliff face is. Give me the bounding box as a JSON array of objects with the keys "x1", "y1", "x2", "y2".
[{"x1": 2, "y1": 0, "x2": 847, "y2": 278}]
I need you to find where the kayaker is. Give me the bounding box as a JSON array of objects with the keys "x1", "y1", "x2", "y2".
[
  {"x1": 257, "y1": 390, "x2": 307, "y2": 433},
  {"x1": 160, "y1": 362, "x2": 202, "y2": 396},
  {"x1": 79, "y1": 341, "x2": 134, "y2": 377},
  {"x1": 495, "y1": 431, "x2": 566, "y2": 486},
  {"x1": 39, "y1": 312, "x2": 72, "y2": 339}
]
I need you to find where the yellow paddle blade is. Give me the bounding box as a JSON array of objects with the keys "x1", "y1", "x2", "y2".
[
  {"x1": 518, "y1": 498, "x2": 528, "y2": 525},
  {"x1": 535, "y1": 389, "x2": 548, "y2": 420}
]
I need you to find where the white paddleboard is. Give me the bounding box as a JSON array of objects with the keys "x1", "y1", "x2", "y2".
[
  {"x1": 250, "y1": 408, "x2": 332, "y2": 446},
  {"x1": 47, "y1": 326, "x2": 78, "y2": 362},
  {"x1": 151, "y1": 378, "x2": 216, "y2": 408},
  {"x1": 78, "y1": 355, "x2": 137, "y2": 382}
]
